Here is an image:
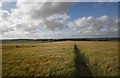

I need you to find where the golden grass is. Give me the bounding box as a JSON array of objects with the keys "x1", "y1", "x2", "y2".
[
  {"x1": 2, "y1": 41, "x2": 119, "y2": 76},
  {"x1": 2, "y1": 41, "x2": 75, "y2": 76},
  {"x1": 76, "y1": 41, "x2": 118, "y2": 76}
]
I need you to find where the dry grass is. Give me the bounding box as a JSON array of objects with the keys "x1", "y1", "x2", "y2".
[
  {"x1": 2, "y1": 41, "x2": 119, "y2": 76},
  {"x1": 2, "y1": 41, "x2": 75, "y2": 76},
  {"x1": 76, "y1": 41, "x2": 119, "y2": 76}
]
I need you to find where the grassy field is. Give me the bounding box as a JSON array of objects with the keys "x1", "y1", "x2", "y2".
[
  {"x1": 76, "y1": 41, "x2": 119, "y2": 76},
  {"x1": 2, "y1": 41, "x2": 119, "y2": 77}
]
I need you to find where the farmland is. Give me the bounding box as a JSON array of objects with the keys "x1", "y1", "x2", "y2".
[{"x1": 2, "y1": 41, "x2": 119, "y2": 77}]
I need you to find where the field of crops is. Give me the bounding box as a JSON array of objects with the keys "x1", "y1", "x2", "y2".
[
  {"x1": 2, "y1": 41, "x2": 119, "y2": 77},
  {"x1": 76, "y1": 41, "x2": 119, "y2": 76}
]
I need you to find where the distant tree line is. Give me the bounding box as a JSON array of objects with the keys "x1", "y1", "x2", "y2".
[{"x1": 1, "y1": 38, "x2": 119, "y2": 43}]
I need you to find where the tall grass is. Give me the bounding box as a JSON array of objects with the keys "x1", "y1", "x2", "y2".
[
  {"x1": 76, "y1": 41, "x2": 119, "y2": 76},
  {"x1": 2, "y1": 41, "x2": 118, "y2": 76},
  {"x1": 2, "y1": 41, "x2": 76, "y2": 76}
]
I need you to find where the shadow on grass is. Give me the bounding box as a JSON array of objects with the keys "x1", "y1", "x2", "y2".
[{"x1": 74, "y1": 44, "x2": 93, "y2": 77}]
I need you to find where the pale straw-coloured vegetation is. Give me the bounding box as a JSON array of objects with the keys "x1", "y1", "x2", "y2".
[{"x1": 2, "y1": 41, "x2": 119, "y2": 76}]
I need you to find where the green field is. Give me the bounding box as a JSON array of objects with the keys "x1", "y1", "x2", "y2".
[{"x1": 2, "y1": 41, "x2": 119, "y2": 77}]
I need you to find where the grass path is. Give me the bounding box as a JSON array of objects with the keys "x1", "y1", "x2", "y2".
[
  {"x1": 74, "y1": 44, "x2": 93, "y2": 77},
  {"x1": 2, "y1": 41, "x2": 118, "y2": 77}
]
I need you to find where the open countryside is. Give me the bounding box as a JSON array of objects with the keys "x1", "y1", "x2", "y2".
[
  {"x1": 2, "y1": 40, "x2": 119, "y2": 77},
  {"x1": 1, "y1": 1, "x2": 119, "y2": 77}
]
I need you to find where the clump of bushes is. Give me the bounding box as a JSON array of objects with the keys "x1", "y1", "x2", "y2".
[{"x1": 16, "y1": 45, "x2": 36, "y2": 48}]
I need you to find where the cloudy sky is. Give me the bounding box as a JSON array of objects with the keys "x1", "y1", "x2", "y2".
[{"x1": 1, "y1": 0, "x2": 119, "y2": 39}]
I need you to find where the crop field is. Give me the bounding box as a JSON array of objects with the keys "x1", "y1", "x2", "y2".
[
  {"x1": 2, "y1": 41, "x2": 119, "y2": 77},
  {"x1": 76, "y1": 41, "x2": 119, "y2": 76}
]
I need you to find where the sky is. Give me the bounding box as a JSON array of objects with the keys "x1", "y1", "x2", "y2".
[{"x1": 0, "y1": 0, "x2": 119, "y2": 39}]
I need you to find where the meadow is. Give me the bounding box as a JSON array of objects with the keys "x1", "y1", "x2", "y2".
[{"x1": 2, "y1": 41, "x2": 119, "y2": 77}]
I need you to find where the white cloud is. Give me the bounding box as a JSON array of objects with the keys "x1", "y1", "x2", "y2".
[
  {"x1": 68, "y1": 15, "x2": 118, "y2": 38},
  {"x1": 15, "y1": 2, "x2": 72, "y2": 20},
  {"x1": 0, "y1": 10, "x2": 14, "y2": 34},
  {"x1": 2, "y1": 0, "x2": 119, "y2": 2},
  {"x1": 1, "y1": 2, "x2": 73, "y2": 39},
  {"x1": 10, "y1": 2, "x2": 72, "y2": 31},
  {"x1": 1, "y1": 1, "x2": 118, "y2": 39},
  {"x1": 1, "y1": 10, "x2": 11, "y2": 21},
  {"x1": 44, "y1": 13, "x2": 69, "y2": 30}
]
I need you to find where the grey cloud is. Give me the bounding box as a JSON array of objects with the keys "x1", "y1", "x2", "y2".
[
  {"x1": 15, "y1": 0, "x2": 120, "y2": 2},
  {"x1": 68, "y1": 15, "x2": 118, "y2": 31},
  {"x1": 16, "y1": 2, "x2": 72, "y2": 20},
  {"x1": 10, "y1": 2, "x2": 72, "y2": 32},
  {"x1": 1, "y1": 4, "x2": 70, "y2": 38},
  {"x1": 1, "y1": 10, "x2": 14, "y2": 34},
  {"x1": 1, "y1": 1, "x2": 118, "y2": 39},
  {"x1": 2, "y1": 10, "x2": 11, "y2": 21},
  {"x1": 68, "y1": 15, "x2": 118, "y2": 38},
  {"x1": 44, "y1": 20, "x2": 66, "y2": 31},
  {"x1": 43, "y1": 13, "x2": 69, "y2": 31}
]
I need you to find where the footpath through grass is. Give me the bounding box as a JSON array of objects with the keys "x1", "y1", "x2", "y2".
[
  {"x1": 2, "y1": 41, "x2": 119, "y2": 77},
  {"x1": 76, "y1": 41, "x2": 119, "y2": 76}
]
